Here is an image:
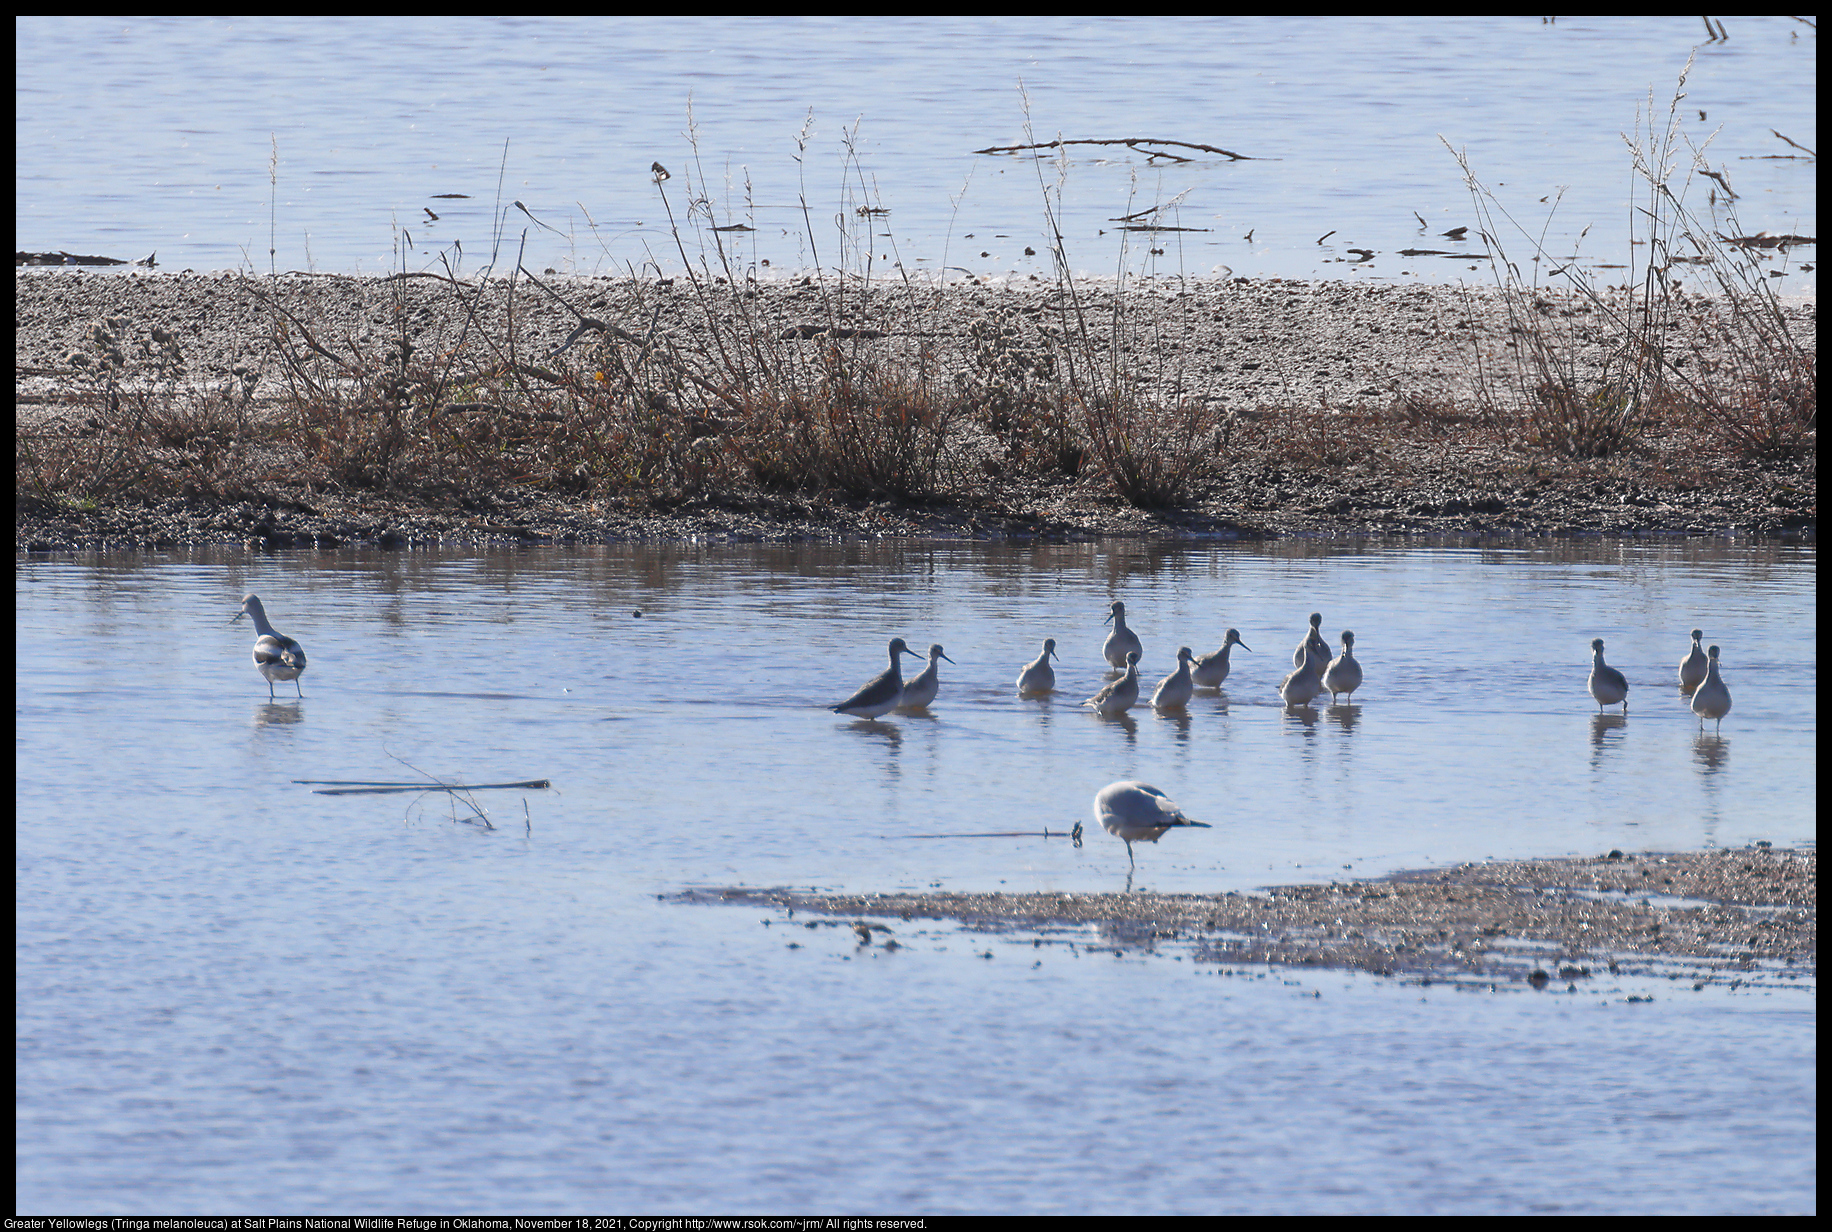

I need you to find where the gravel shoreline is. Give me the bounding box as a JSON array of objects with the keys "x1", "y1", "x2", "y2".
[
  {"x1": 16, "y1": 270, "x2": 1816, "y2": 552},
  {"x1": 690, "y1": 846, "x2": 1814, "y2": 991}
]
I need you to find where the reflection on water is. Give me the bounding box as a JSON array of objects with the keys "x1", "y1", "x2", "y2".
[
  {"x1": 15, "y1": 537, "x2": 1816, "y2": 1213},
  {"x1": 1692, "y1": 733, "x2": 1731, "y2": 775}
]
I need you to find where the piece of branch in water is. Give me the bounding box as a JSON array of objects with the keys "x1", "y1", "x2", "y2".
[
  {"x1": 973, "y1": 138, "x2": 1262, "y2": 162},
  {"x1": 888, "y1": 823, "x2": 1084, "y2": 848},
  {"x1": 296, "y1": 778, "x2": 552, "y2": 796}
]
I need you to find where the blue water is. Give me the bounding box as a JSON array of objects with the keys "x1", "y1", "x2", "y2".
[
  {"x1": 15, "y1": 16, "x2": 1816, "y2": 289},
  {"x1": 14, "y1": 540, "x2": 1816, "y2": 1212}
]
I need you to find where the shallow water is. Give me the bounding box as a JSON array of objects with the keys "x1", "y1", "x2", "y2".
[
  {"x1": 15, "y1": 540, "x2": 1816, "y2": 1212},
  {"x1": 15, "y1": 16, "x2": 1817, "y2": 290}
]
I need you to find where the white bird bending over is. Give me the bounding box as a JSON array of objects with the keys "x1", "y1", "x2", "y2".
[
  {"x1": 832, "y1": 638, "x2": 922, "y2": 718},
  {"x1": 1689, "y1": 644, "x2": 1732, "y2": 732},
  {"x1": 1293, "y1": 612, "x2": 1330, "y2": 670},
  {"x1": 1016, "y1": 638, "x2": 1060, "y2": 695},
  {"x1": 1083, "y1": 651, "x2": 1141, "y2": 717},
  {"x1": 1150, "y1": 647, "x2": 1196, "y2": 710},
  {"x1": 233, "y1": 594, "x2": 307, "y2": 700},
  {"x1": 896, "y1": 643, "x2": 954, "y2": 711},
  {"x1": 1093, "y1": 780, "x2": 1212, "y2": 867},
  {"x1": 1192, "y1": 628, "x2": 1250, "y2": 688},
  {"x1": 1588, "y1": 638, "x2": 1629, "y2": 713},
  {"x1": 1323, "y1": 630, "x2": 1363, "y2": 703},
  {"x1": 1102, "y1": 600, "x2": 1144, "y2": 670},
  {"x1": 1678, "y1": 629, "x2": 1708, "y2": 693}
]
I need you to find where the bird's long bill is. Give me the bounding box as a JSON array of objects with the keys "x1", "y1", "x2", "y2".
[{"x1": 1169, "y1": 820, "x2": 1213, "y2": 828}]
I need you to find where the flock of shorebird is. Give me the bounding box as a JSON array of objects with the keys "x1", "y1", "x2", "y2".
[
  {"x1": 831, "y1": 600, "x2": 1367, "y2": 722},
  {"x1": 231, "y1": 592, "x2": 1738, "y2": 868},
  {"x1": 1586, "y1": 629, "x2": 1734, "y2": 732}
]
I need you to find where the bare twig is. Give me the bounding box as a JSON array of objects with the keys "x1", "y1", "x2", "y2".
[{"x1": 974, "y1": 137, "x2": 1260, "y2": 161}]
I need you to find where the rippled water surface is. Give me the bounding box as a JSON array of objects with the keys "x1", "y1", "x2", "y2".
[
  {"x1": 15, "y1": 16, "x2": 1817, "y2": 288},
  {"x1": 15, "y1": 541, "x2": 1816, "y2": 1212}
]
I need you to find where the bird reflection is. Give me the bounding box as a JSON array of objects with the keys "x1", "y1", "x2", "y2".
[
  {"x1": 252, "y1": 701, "x2": 306, "y2": 730},
  {"x1": 1588, "y1": 712, "x2": 1627, "y2": 746},
  {"x1": 1691, "y1": 732, "x2": 1730, "y2": 774}
]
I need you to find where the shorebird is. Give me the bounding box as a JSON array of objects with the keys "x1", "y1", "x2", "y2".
[
  {"x1": 1587, "y1": 638, "x2": 1629, "y2": 713},
  {"x1": 1191, "y1": 628, "x2": 1250, "y2": 688},
  {"x1": 1083, "y1": 651, "x2": 1141, "y2": 717},
  {"x1": 832, "y1": 638, "x2": 922, "y2": 718},
  {"x1": 1150, "y1": 647, "x2": 1197, "y2": 710},
  {"x1": 1293, "y1": 612, "x2": 1330, "y2": 670},
  {"x1": 1093, "y1": 781, "x2": 1212, "y2": 867},
  {"x1": 1323, "y1": 630, "x2": 1363, "y2": 703},
  {"x1": 1278, "y1": 644, "x2": 1325, "y2": 707},
  {"x1": 1678, "y1": 629, "x2": 1709, "y2": 692},
  {"x1": 1016, "y1": 638, "x2": 1060, "y2": 695},
  {"x1": 896, "y1": 644, "x2": 954, "y2": 711},
  {"x1": 1102, "y1": 600, "x2": 1144, "y2": 670},
  {"x1": 233, "y1": 594, "x2": 307, "y2": 700},
  {"x1": 1690, "y1": 644, "x2": 1732, "y2": 732}
]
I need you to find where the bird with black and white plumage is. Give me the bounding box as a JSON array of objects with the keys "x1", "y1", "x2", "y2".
[
  {"x1": 233, "y1": 594, "x2": 307, "y2": 700},
  {"x1": 1093, "y1": 781, "x2": 1211, "y2": 867}
]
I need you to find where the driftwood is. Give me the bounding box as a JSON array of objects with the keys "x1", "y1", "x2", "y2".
[
  {"x1": 17, "y1": 250, "x2": 154, "y2": 267},
  {"x1": 973, "y1": 138, "x2": 1259, "y2": 163},
  {"x1": 296, "y1": 778, "x2": 552, "y2": 796},
  {"x1": 888, "y1": 823, "x2": 1083, "y2": 846}
]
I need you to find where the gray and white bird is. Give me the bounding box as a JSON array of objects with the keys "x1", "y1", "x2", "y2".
[
  {"x1": 1587, "y1": 638, "x2": 1629, "y2": 713},
  {"x1": 1016, "y1": 638, "x2": 1060, "y2": 695},
  {"x1": 1093, "y1": 780, "x2": 1212, "y2": 867},
  {"x1": 1689, "y1": 644, "x2": 1732, "y2": 732},
  {"x1": 1102, "y1": 600, "x2": 1144, "y2": 670},
  {"x1": 1150, "y1": 647, "x2": 1196, "y2": 710},
  {"x1": 1293, "y1": 612, "x2": 1330, "y2": 670},
  {"x1": 832, "y1": 638, "x2": 922, "y2": 718},
  {"x1": 1278, "y1": 644, "x2": 1325, "y2": 706},
  {"x1": 1191, "y1": 628, "x2": 1250, "y2": 688},
  {"x1": 1323, "y1": 631, "x2": 1363, "y2": 703},
  {"x1": 233, "y1": 594, "x2": 307, "y2": 700},
  {"x1": 1678, "y1": 629, "x2": 1709, "y2": 693},
  {"x1": 1083, "y1": 650, "x2": 1141, "y2": 717},
  {"x1": 896, "y1": 644, "x2": 954, "y2": 711}
]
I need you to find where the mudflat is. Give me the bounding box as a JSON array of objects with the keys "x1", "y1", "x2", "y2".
[
  {"x1": 15, "y1": 270, "x2": 1816, "y2": 551},
  {"x1": 693, "y1": 845, "x2": 1814, "y2": 991}
]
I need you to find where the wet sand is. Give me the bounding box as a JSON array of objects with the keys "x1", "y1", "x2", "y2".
[
  {"x1": 15, "y1": 270, "x2": 1816, "y2": 551},
  {"x1": 690, "y1": 845, "x2": 1814, "y2": 991}
]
